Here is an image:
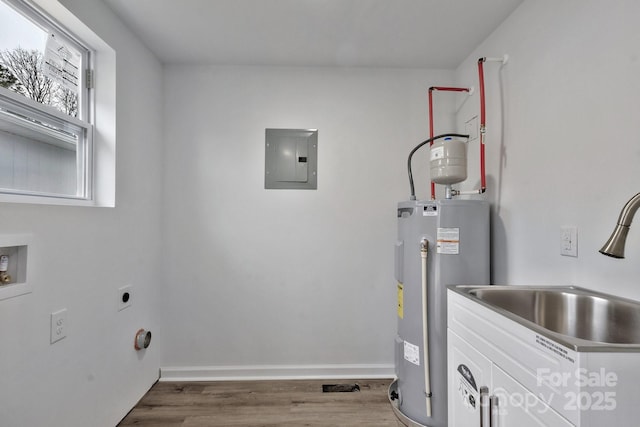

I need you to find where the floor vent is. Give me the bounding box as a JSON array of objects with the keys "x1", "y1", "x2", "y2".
[{"x1": 322, "y1": 383, "x2": 360, "y2": 393}]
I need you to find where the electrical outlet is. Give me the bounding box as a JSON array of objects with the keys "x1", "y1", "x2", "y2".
[
  {"x1": 50, "y1": 309, "x2": 67, "y2": 344},
  {"x1": 118, "y1": 285, "x2": 132, "y2": 311},
  {"x1": 561, "y1": 226, "x2": 578, "y2": 257}
]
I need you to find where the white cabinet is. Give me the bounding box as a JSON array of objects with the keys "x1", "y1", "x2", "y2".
[
  {"x1": 492, "y1": 361, "x2": 574, "y2": 426},
  {"x1": 448, "y1": 330, "x2": 572, "y2": 427},
  {"x1": 448, "y1": 329, "x2": 492, "y2": 426},
  {"x1": 447, "y1": 288, "x2": 640, "y2": 427}
]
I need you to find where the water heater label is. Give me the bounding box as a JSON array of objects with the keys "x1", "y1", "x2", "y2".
[
  {"x1": 422, "y1": 205, "x2": 438, "y2": 216},
  {"x1": 430, "y1": 146, "x2": 444, "y2": 161},
  {"x1": 437, "y1": 227, "x2": 460, "y2": 254},
  {"x1": 397, "y1": 283, "x2": 404, "y2": 319},
  {"x1": 404, "y1": 340, "x2": 420, "y2": 366}
]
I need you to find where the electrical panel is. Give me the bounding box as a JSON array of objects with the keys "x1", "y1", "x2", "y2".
[{"x1": 265, "y1": 128, "x2": 318, "y2": 190}]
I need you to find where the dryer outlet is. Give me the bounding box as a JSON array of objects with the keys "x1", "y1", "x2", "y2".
[{"x1": 118, "y1": 285, "x2": 133, "y2": 311}]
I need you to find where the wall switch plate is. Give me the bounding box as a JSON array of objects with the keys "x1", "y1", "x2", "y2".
[
  {"x1": 50, "y1": 309, "x2": 67, "y2": 344},
  {"x1": 118, "y1": 285, "x2": 132, "y2": 311},
  {"x1": 561, "y1": 226, "x2": 578, "y2": 257}
]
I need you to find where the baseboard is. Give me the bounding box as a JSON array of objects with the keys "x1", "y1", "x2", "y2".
[{"x1": 159, "y1": 363, "x2": 395, "y2": 382}]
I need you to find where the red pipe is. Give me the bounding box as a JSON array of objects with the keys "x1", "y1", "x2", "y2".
[
  {"x1": 428, "y1": 86, "x2": 470, "y2": 199},
  {"x1": 428, "y1": 89, "x2": 435, "y2": 199},
  {"x1": 427, "y1": 59, "x2": 495, "y2": 199},
  {"x1": 478, "y1": 58, "x2": 487, "y2": 193}
]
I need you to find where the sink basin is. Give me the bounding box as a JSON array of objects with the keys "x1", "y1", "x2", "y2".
[{"x1": 450, "y1": 285, "x2": 640, "y2": 351}]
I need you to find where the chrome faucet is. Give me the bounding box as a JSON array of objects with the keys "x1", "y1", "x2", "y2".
[{"x1": 600, "y1": 192, "x2": 640, "y2": 258}]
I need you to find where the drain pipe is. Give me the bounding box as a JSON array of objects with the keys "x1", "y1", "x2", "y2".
[
  {"x1": 420, "y1": 238, "x2": 433, "y2": 418},
  {"x1": 134, "y1": 329, "x2": 152, "y2": 350}
]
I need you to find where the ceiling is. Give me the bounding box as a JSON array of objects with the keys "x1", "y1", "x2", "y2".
[{"x1": 102, "y1": 0, "x2": 524, "y2": 68}]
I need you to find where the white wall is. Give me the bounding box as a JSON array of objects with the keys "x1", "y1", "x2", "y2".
[
  {"x1": 0, "y1": 1, "x2": 164, "y2": 426},
  {"x1": 160, "y1": 65, "x2": 454, "y2": 378},
  {"x1": 455, "y1": 0, "x2": 640, "y2": 298},
  {"x1": 159, "y1": 0, "x2": 640, "y2": 380}
]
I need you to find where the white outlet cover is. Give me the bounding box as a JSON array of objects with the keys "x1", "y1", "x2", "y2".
[
  {"x1": 50, "y1": 308, "x2": 67, "y2": 344},
  {"x1": 118, "y1": 285, "x2": 132, "y2": 311},
  {"x1": 560, "y1": 226, "x2": 578, "y2": 257}
]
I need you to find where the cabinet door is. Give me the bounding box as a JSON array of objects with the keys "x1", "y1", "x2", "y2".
[
  {"x1": 448, "y1": 330, "x2": 493, "y2": 427},
  {"x1": 492, "y1": 365, "x2": 574, "y2": 427}
]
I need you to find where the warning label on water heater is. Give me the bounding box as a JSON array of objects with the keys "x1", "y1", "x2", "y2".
[
  {"x1": 437, "y1": 227, "x2": 460, "y2": 254},
  {"x1": 422, "y1": 205, "x2": 438, "y2": 216},
  {"x1": 397, "y1": 283, "x2": 404, "y2": 319},
  {"x1": 404, "y1": 340, "x2": 420, "y2": 366}
]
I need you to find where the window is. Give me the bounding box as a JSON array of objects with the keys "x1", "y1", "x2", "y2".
[{"x1": 0, "y1": 0, "x2": 93, "y2": 200}]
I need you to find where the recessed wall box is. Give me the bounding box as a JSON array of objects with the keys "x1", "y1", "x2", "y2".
[
  {"x1": 0, "y1": 234, "x2": 32, "y2": 301},
  {"x1": 265, "y1": 128, "x2": 318, "y2": 190}
]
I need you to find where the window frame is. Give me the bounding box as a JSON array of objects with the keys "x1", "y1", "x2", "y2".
[
  {"x1": 0, "y1": 86, "x2": 93, "y2": 200},
  {"x1": 0, "y1": 0, "x2": 96, "y2": 203}
]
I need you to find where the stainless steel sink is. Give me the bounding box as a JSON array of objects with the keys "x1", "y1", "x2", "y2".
[{"x1": 450, "y1": 285, "x2": 640, "y2": 351}]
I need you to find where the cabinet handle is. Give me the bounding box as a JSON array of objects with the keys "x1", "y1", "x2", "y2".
[
  {"x1": 490, "y1": 395, "x2": 499, "y2": 427},
  {"x1": 479, "y1": 386, "x2": 490, "y2": 427}
]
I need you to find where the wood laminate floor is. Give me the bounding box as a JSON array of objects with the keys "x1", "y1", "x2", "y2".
[{"x1": 118, "y1": 379, "x2": 403, "y2": 426}]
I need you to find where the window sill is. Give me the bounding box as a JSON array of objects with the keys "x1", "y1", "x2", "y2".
[{"x1": 0, "y1": 192, "x2": 99, "y2": 207}]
